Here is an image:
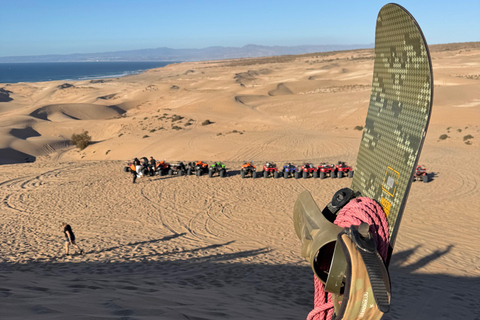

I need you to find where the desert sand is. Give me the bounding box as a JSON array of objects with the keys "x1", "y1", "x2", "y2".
[{"x1": 0, "y1": 43, "x2": 479, "y2": 319}]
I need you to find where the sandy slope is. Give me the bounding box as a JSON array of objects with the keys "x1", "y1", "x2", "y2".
[{"x1": 0, "y1": 43, "x2": 479, "y2": 319}]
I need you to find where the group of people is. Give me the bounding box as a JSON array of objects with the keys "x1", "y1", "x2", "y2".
[{"x1": 131, "y1": 156, "x2": 157, "y2": 183}]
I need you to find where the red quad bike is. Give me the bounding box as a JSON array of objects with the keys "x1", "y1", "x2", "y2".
[
  {"x1": 263, "y1": 162, "x2": 279, "y2": 178},
  {"x1": 156, "y1": 160, "x2": 171, "y2": 176},
  {"x1": 413, "y1": 165, "x2": 429, "y2": 183},
  {"x1": 335, "y1": 161, "x2": 354, "y2": 179},
  {"x1": 300, "y1": 163, "x2": 318, "y2": 179},
  {"x1": 317, "y1": 163, "x2": 337, "y2": 179}
]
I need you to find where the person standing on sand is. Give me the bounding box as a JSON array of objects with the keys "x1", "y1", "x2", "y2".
[
  {"x1": 61, "y1": 222, "x2": 84, "y2": 256},
  {"x1": 131, "y1": 166, "x2": 139, "y2": 183},
  {"x1": 149, "y1": 156, "x2": 156, "y2": 175}
]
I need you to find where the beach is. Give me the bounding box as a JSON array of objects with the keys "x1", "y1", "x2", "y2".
[{"x1": 0, "y1": 43, "x2": 479, "y2": 319}]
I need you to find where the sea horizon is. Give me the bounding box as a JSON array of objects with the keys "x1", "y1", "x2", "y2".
[{"x1": 0, "y1": 61, "x2": 177, "y2": 84}]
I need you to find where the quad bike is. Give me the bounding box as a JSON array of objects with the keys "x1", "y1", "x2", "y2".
[
  {"x1": 240, "y1": 161, "x2": 256, "y2": 179},
  {"x1": 263, "y1": 162, "x2": 279, "y2": 178},
  {"x1": 156, "y1": 160, "x2": 171, "y2": 176},
  {"x1": 317, "y1": 163, "x2": 337, "y2": 179},
  {"x1": 209, "y1": 162, "x2": 227, "y2": 178},
  {"x1": 300, "y1": 163, "x2": 318, "y2": 179},
  {"x1": 282, "y1": 163, "x2": 298, "y2": 179},
  {"x1": 335, "y1": 161, "x2": 354, "y2": 179},
  {"x1": 186, "y1": 161, "x2": 209, "y2": 177},
  {"x1": 413, "y1": 165, "x2": 429, "y2": 183},
  {"x1": 168, "y1": 162, "x2": 186, "y2": 176}
]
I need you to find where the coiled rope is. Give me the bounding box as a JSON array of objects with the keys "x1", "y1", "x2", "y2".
[{"x1": 307, "y1": 197, "x2": 389, "y2": 320}]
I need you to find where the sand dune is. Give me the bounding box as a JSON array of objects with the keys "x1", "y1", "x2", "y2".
[
  {"x1": 0, "y1": 43, "x2": 479, "y2": 319},
  {"x1": 30, "y1": 103, "x2": 125, "y2": 121},
  {"x1": 268, "y1": 83, "x2": 294, "y2": 96}
]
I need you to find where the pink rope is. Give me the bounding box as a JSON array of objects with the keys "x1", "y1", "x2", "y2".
[{"x1": 307, "y1": 197, "x2": 389, "y2": 320}]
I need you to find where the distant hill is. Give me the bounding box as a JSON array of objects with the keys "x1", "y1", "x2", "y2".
[{"x1": 0, "y1": 44, "x2": 373, "y2": 63}]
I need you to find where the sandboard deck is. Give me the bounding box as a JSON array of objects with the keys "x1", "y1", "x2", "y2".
[{"x1": 351, "y1": 3, "x2": 433, "y2": 260}]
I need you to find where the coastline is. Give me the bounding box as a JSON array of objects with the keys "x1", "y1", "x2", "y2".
[{"x1": 0, "y1": 61, "x2": 177, "y2": 84}]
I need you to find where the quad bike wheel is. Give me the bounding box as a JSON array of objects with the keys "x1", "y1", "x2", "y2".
[
  {"x1": 320, "y1": 172, "x2": 325, "y2": 179},
  {"x1": 423, "y1": 174, "x2": 428, "y2": 183},
  {"x1": 168, "y1": 169, "x2": 173, "y2": 176},
  {"x1": 178, "y1": 169, "x2": 184, "y2": 177},
  {"x1": 338, "y1": 171, "x2": 343, "y2": 179},
  {"x1": 274, "y1": 171, "x2": 280, "y2": 179},
  {"x1": 220, "y1": 169, "x2": 226, "y2": 178},
  {"x1": 124, "y1": 167, "x2": 129, "y2": 172},
  {"x1": 295, "y1": 171, "x2": 301, "y2": 179},
  {"x1": 263, "y1": 170, "x2": 268, "y2": 178},
  {"x1": 331, "y1": 171, "x2": 337, "y2": 179},
  {"x1": 314, "y1": 171, "x2": 319, "y2": 179},
  {"x1": 209, "y1": 170, "x2": 213, "y2": 178},
  {"x1": 252, "y1": 171, "x2": 256, "y2": 179},
  {"x1": 284, "y1": 171, "x2": 289, "y2": 179},
  {"x1": 303, "y1": 171, "x2": 308, "y2": 179},
  {"x1": 187, "y1": 168, "x2": 192, "y2": 176},
  {"x1": 197, "y1": 170, "x2": 202, "y2": 177},
  {"x1": 348, "y1": 171, "x2": 354, "y2": 178},
  {"x1": 241, "y1": 170, "x2": 245, "y2": 179}
]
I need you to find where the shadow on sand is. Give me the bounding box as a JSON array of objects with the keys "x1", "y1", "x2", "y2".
[{"x1": 0, "y1": 239, "x2": 478, "y2": 320}]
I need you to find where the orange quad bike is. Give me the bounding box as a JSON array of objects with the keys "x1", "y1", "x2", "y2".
[
  {"x1": 240, "y1": 161, "x2": 256, "y2": 179},
  {"x1": 186, "y1": 161, "x2": 209, "y2": 176}
]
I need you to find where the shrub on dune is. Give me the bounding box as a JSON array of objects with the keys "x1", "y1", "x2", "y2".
[{"x1": 71, "y1": 131, "x2": 92, "y2": 150}]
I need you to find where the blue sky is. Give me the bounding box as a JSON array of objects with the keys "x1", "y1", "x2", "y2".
[{"x1": 1, "y1": 0, "x2": 479, "y2": 57}]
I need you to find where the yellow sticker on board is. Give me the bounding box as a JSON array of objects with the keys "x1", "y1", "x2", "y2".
[
  {"x1": 382, "y1": 167, "x2": 400, "y2": 197},
  {"x1": 380, "y1": 197, "x2": 391, "y2": 217}
]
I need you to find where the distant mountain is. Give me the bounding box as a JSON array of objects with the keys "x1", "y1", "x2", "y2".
[{"x1": 0, "y1": 44, "x2": 373, "y2": 63}]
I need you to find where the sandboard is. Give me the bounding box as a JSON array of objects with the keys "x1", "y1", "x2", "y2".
[{"x1": 351, "y1": 3, "x2": 433, "y2": 263}]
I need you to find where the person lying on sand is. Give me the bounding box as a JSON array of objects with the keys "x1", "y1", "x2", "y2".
[{"x1": 61, "y1": 222, "x2": 84, "y2": 256}]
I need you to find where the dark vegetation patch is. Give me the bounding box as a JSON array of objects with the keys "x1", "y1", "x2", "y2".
[
  {"x1": 463, "y1": 134, "x2": 474, "y2": 141},
  {"x1": 71, "y1": 131, "x2": 92, "y2": 150},
  {"x1": 90, "y1": 79, "x2": 108, "y2": 84},
  {"x1": 58, "y1": 83, "x2": 74, "y2": 89},
  {"x1": 202, "y1": 120, "x2": 213, "y2": 126},
  {"x1": 354, "y1": 125, "x2": 364, "y2": 131},
  {"x1": 170, "y1": 85, "x2": 180, "y2": 90},
  {"x1": 171, "y1": 115, "x2": 184, "y2": 122},
  {"x1": 438, "y1": 134, "x2": 449, "y2": 141}
]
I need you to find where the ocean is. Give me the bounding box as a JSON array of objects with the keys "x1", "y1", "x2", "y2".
[{"x1": 0, "y1": 61, "x2": 176, "y2": 84}]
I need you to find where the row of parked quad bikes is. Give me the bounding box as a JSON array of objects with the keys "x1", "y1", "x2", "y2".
[
  {"x1": 124, "y1": 158, "x2": 430, "y2": 182},
  {"x1": 124, "y1": 159, "x2": 358, "y2": 179}
]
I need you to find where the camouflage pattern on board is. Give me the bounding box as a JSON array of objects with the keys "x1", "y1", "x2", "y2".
[{"x1": 351, "y1": 4, "x2": 433, "y2": 253}]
